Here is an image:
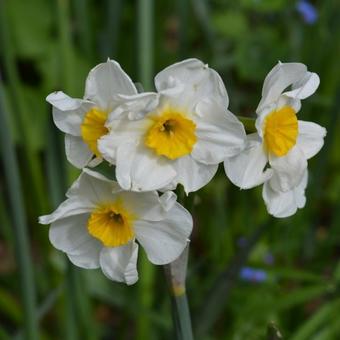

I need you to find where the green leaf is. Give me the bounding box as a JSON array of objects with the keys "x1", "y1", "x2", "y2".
[
  {"x1": 240, "y1": 0, "x2": 287, "y2": 12},
  {"x1": 213, "y1": 10, "x2": 248, "y2": 39},
  {"x1": 291, "y1": 299, "x2": 340, "y2": 340}
]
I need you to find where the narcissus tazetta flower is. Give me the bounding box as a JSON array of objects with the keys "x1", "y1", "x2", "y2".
[
  {"x1": 98, "y1": 58, "x2": 246, "y2": 193},
  {"x1": 46, "y1": 59, "x2": 137, "y2": 168},
  {"x1": 224, "y1": 62, "x2": 326, "y2": 218},
  {"x1": 39, "y1": 169, "x2": 193, "y2": 285}
]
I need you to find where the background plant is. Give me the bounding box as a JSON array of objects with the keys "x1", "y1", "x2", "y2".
[{"x1": 0, "y1": 0, "x2": 339, "y2": 339}]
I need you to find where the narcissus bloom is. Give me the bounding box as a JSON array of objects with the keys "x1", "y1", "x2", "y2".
[
  {"x1": 224, "y1": 62, "x2": 326, "y2": 217},
  {"x1": 46, "y1": 59, "x2": 137, "y2": 168},
  {"x1": 98, "y1": 58, "x2": 246, "y2": 193},
  {"x1": 39, "y1": 169, "x2": 192, "y2": 285}
]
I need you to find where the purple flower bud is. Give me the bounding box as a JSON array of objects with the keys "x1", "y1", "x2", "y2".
[
  {"x1": 296, "y1": 0, "x2": 318, "y2": 25},
  {"x1": 240, "y1": 267, "x2": 268, "y2": 283}
]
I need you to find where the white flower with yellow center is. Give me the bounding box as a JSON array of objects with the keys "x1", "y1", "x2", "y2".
[
  {"x1": 224, "y1": 62, "x2": 326, "y2": 218},
  {"x1": 39, "y1": 169, "x2": 193, "y2": 285},
  {"x1": 46, "y1": 59, "x2": 137, "y2": 168},
  {"x1": 98, "y1": 59, "x2": 246, "y2": 193}
]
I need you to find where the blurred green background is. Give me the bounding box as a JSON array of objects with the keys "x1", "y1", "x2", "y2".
[{"x1": 0, "y1": 0, "x2": 340, "y2": 339}]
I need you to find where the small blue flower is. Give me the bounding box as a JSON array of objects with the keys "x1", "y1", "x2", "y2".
[
  {"x1": 240, "y1": 267, "x2": 268, "y2": 283},
  {"x1": 296, "y1": 0, "x2": 318, "y2": 25}
]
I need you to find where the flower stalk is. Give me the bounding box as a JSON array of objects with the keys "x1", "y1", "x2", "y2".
[
  {"x1": 164, "y1": 245, "x2": 194, "y2": 340},
  {"x1": 0, "y1": 77, "x2": 38, "y2": 339},
  {"x1": 237, "y1": 115, "x2": 257, "y2": 133}
]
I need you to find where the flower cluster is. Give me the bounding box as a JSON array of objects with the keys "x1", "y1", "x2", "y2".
[{"x1": 40, "y1": 58, "x2": 325, "y2": 284}]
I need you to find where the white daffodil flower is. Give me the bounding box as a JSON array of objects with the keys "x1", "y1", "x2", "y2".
[
  {"x1": 98, "y1": 58, "x2": 246, "y2": 194},
  {"x1": 39, "y1": 169, "x2": 193, "y2": 285},
  {"x1": 224, "y1": 62, "x2": 326, "y2": 218},
  {"x1": 46, "y1": 59, "x2": 137, "y2": 169}
]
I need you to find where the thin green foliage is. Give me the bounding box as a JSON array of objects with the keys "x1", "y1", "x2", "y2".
[
  {"x1": 0, "y1": 1, "x2": 339, "y2": 339},
  {"x1": 0, "y1": 78, "x2": 38, "y2": 339}
]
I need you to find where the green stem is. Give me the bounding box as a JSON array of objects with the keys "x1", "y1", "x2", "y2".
[
  {"x1": 136, "y1": 1, "x2": 155, "y2": 338},
  {"x1": 102, "y1": 0, "x2": 123, "y2": 58},
  {"x1": 57, "y1": 0, "x2": 76, "y2": 94},
  {"x1": 0, "y1": 77, "x2": 38, "y2": 339},
  {"x1": 237, "y1": 116, "x2": 256, "y2": 133},
  {"x1": 0, "y1": 0, "x2": 47, "y2": 214},
  {"x1": 46, "y1": 119, "x2": 78, "y2": 340},
  {"x1": 137, "y1": 0, "x2": 154, "y2": 91},
  {"x1": 164, "y1": 246, "x2": 194, "y2": 340}
]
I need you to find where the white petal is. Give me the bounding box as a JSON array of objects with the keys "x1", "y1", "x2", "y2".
[
  {"x1": 283, "y1": 72, "x2": 320, "y2": 100},
  {"x1": 65, "y1": 134, "x2": 94, "y2": 169},
  {"x1": 107, "y1": 92, "x2": 159, "y2": 122},
  {"x1": 46, "y1": 91, "x2": 93, "y2": 136},
  {"x1": 49, "y1": 214, "x2": 101, "y2": 268},
  {"x1": 39, "y1": 197, "x2": 94, "y2": 224},
  {"x1": 87, "y1": 157, "x2": 103, "y2": 168},
  {"x1": 118, "y1": 191, "x2": 176, "y2": 222},
  {"x1": 135, "y1": 203, "x2": 193, "y2": 265},
  {"x1": 192, "y1": 99, "x2": 246, "y2": 164},
  {"x1": 84, "y1": 59, "x2": 137, "y2": 110},
  {"x1": 224, "y1": 134, "x2": 272, "y2": 189},
  {"x1": 98, "y1": 119, "x2": 149, "y2": 165},
  {"x1": 276, "y1": 95, "x2": 302, "y2": 113},
  {"x1": 255, "y1": 105, "x2": 273, "y2": 138},
  {"x1": 257, "y1": 62, "x2": 307, "y2": 112},
  {"x1": 115, "y1": 142, "x2": 177, "y2": 192},
  {"x1": 155, "y1": 58, "x2": 229, "y2": 109},
  {"x1": 263, "y1": 170, "x2": 308, "y2": 218},
  {"x1": 297, "y1": 120, "x2": 326, "y2": 159},
  {"x1": 66, "y1": 168, "x2": 121, "y2": 201},
  {"x1": 174, "y1": 156, "x2": 218, "y2": 194},
  {"x1": 269, "y1": 146, "x2": 307, "y2": 192},
  {"x1": 100, "y1": 242, "x2": 139, "y2": 285},
  {"x1": 159, "y1": 191, "x2": 177, "y2": 211}
]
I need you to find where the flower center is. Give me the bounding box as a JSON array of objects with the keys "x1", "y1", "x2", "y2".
[
  {"x1": 263, "y1": 106, "x2": 298, "y2": 157},
  {"x1": 81, "y1": 108, "x2": 109, "y2": 157},
  {"x1": 87, "y1": 200, "x2": 135, "y2": 247},
  {"x1": 145, "y1": 107, "x2": 197, "y2": 160}
]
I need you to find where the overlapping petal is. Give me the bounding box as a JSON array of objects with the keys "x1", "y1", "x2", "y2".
[
  {"x1": 297, "y1": 120, "x2": 326, "y2": 159},
  {"x1": 257, "y1": 62, "x2": 307, "y2": 112},
  {"x1": 191, "y1": 99, "x2": 246, "y2": 164},
  {"x1": 49, "y1": 214, "x2": 101, "y2": 269},
  {"x1": 65, "y1": 135, "x2": 93, "y2": 169},
  {"x1": 46, "y1": 91, "x2": 92, "y2": 136},
  {"x1": 98, "y1": 118, "x2": 149, "y2": 164},
  {"x1": 84, "y1": 59, "x2": 137, "y2": 110},
  {"x1": 263, "y1": 170, "x2": 308, "y2": 218},
  {"x1": 66, "y1": 168, "x2": 122, "y2": 202},
  {"x1": 268, "y1": 146, "x2": 307, "y2": 192},
  {"x1": 100, "y1": 242, "x2": 139, "y2": 285},
  {"x1": 134, "y1": 203, "x2": 193, "y2": 265},
  {"x1": 119, "y1": 191, "x2": 177, "y2": 222},
  {"x1": 155, "y1": 58, "x2": 229, "y2": 109},
  {"x1": 224, "y1": 134, "x2": 273, "y2": 189},
  {"x1": 39, "y1": 197, "x2": 94, "y2": 224},
  {"x1": 174, "y1": 155, "x2": 218, "y2": 194},
  {"x1": 115, "y1": 142, "x2": 177, "y2": 192}
]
